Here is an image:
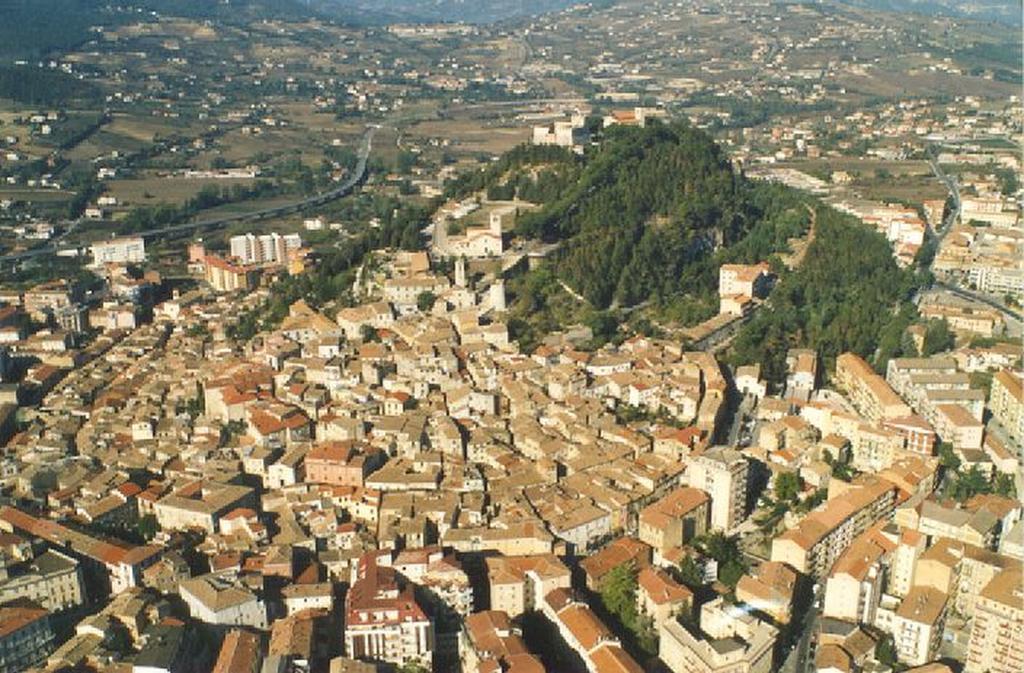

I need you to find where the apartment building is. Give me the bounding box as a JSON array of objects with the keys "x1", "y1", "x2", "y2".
[
  {"x1": 891, "y1": 586, "x2": 948, "y2": 666},
  {"x1": 153, "y1": 482, "x2": 256, "y2": 534},
  {"x1": 229, "y1": 232, "x2": 302, "y2": 265},
  {"x1": 771, "y1": 479, "x2": 897, "y2": 577},
  {"x1": 835, "y1": 353, "x2": 911, "y2": 422},
  {"x1": 965, "y1": 568, "x2": 1024, "y2": 673},
  {"x1": 0, "y1": 604, "x2": 54, "y2": 673},
  {"x1": 735, "y1": 561, "x2": 798, "y2": 624},
  {"x1": 685, "y1": 447, "x2": 748, "y2": 532},
  {"x1": 540, "y1": 588, "x2": 644, "y2": 673},
  {"x1": 345, "y1": 556, "x2": 434, "y2": 668},
  {"x1": 990, "y1": 369, "x2": 1023, "y2": 445},
  {"x1": 885, "y1": 357, "x2": 986, "y2": 435},
  {"x1": 204, "y1": 254, "x2": 260, "y2": 293},
  {"x1": 822, "y1": 525, "x2": 892, "y2": 625},
  {"x1": 90, "y1": 236, "x2": 145, "y2": 267}
]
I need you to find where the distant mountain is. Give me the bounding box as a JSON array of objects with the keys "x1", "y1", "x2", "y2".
[
  {"x1": 0, "y1": 0, "x2": 316, "y2": 59},
  {"x1": 835, "y1": 0, "x2": 1022, "y2": 25},
  {"x1": 312, "y1": 0, "x2": 590, "y2": 25}
]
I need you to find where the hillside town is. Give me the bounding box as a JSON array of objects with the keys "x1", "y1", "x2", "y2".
[{"x1": 0, "y1": 1, "x2": 1021, "y2": 673}]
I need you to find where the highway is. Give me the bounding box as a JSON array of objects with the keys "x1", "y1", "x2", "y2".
[{"x1": 0, "y1": 126, "x2": 376, "y2": 265}]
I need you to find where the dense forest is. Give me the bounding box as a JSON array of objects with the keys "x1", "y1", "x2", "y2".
[
  {"x1": 728, "y1": 206, "x2": 923, "y2": 384},
  {"x1": 458, "y1": 123, "x2": 810, "y2": 319},
  {"x1": 0, "y1": 67, "x2": 102, "y2": 106}
]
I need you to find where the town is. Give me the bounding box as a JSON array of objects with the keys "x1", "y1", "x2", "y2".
[{"x1": 0, "y1": 2, "x2": 1020, "y2": 673}]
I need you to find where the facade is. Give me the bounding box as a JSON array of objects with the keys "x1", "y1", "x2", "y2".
[
  {"x1": 891, "y1": 586, "x2": 948, "y2": 667},
  {"x1": 0, "y1": 549, "x2": 85, "y2": 613},
  {"x1": 0, "y1": 604, "x2": 54, "y2": 673},
  {"x1": 735, "y1": 561, "x2": 798, "y2": 624},
  {"x1": 638, "y1": 487, "x2": 710, "y2": 559},
  {"x1": 229, "y1": 232, "x2": 302, "y2": 265},
  {"x1": 990, "y1": 369, "x2": 1023, "y2": 445},
  {"x1": 345, "y1": 557, "x2": 433, "y2": 668},
  {"x1": 835, "y1": 353, "x2": 911, "y2": 422},
  {"x1": 179, "y1": 573, "x2": 268, "y2": 629},
  {"x1": 204, "y1": 255, "x2": 260, "y2": 293},
  {"x1": 686, "y1": 447, "x2": 747, "y2": 532},
  {"x1": 771, "y1": 479, "x2": 897, "y2": 577},
  {"x1": 965, "y1": 568, "x2": 1024, "y2": 673},
  {"x1": 486, "y1": 554, "x2": 571, "y2": 618},
  {"x1": 91, "y1": 236, "x2": 146, "y2": 267}
]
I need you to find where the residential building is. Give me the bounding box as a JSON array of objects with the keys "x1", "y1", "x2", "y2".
[
  {"x1": 686, "y1": 447, "x2": 748, "y2": 532},
  {"x1": 91, "y1": 236, "x2": 146, "y2": 267},
  {"x1": 835, "y1": 353, "x2": 911, "y2": 422},
  {"x1": 0, "y1": 604, "x2": 53, "y2": 673},
  {"x1": 345, "y1": 555, "x2": 433, "y2": 668},
  {"x1": 735, "y1": 561, "x2": 798, "y2": 624},
  {"x1": 891, "y1": 586, "x2": 948, "y2": 666},
  {"x1": 990, "y1": 369, "x2": 1023, "y2": 445},
  {"x1": 770, "y1": 479, "x2": 897, "y2": 577},
  {"x1": 0, "y1": 549, "x2": 84, "y2": 612},
  {"x1": 965, "y1": 568, "x2": 1024, "y2": 673}
]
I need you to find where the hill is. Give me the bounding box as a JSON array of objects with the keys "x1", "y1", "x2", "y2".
[{"x1": 476, "y1": 122, "x2": 810, "y2": 313}]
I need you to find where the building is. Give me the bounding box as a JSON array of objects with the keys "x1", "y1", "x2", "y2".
[
  {"x1": 0, "y1": 549, "x2": 85, "y2": 613},
  {"x1": 835, "y1": 353, "x2": 911, "y2": 422},
  {"x1": 540, "y1": 588, "x2": 643, "y2": 673},
  {"x1": 735, "y1": 561, "x2": 798, "y2": 624},
  {"x1": 212, "y1": 629, "x2": 262, "y2": 673},
  {"x1": 485, "y1": 554, "x2": 571, "y2": 618},
  {"x1": 153, "y1": 482, "x2": 256, "y2": 534},
  {"x1": 304, "y1": 443, "x2": 384, "y2": 488},
  {"x1": 990, "y1": 369, "x2": 1023, "y2": 445},
  {"x1": 638, "y1": 487, "x2": 710, "y2": 560},
  {"x1": 203, "y1": 255, "x2": 260, "y2": 293},
  {"x1": 579, "y1": 537, "x2": 650, "y2": 591},
  {"x1": 0, "y1": 603, "x2": 54, "y2": 673},
  {"x1": 686, "y1": 447, "x2": 748, "y2": 532},
  {"x1": 461, "y1": 610, "x2": 544, "y2": 673},
  {"x1": 91, "y1": 236, "x2": 145, "y2": 267},
  {"x1": 638, "y1": 566, "x2": 693, "y2": 625},
  {"x1": 659, "y1": 597, "x2": 778, "y2": 673},
  {"x1": 345, "y1": 555, "x2": 433, "y2": 668},
  {"x1": 965, "y1": 568, "x2": 1024, "y2": 673},
  {"x1": 770, "y1": 479, "x2": 897, "y2": 577},
  {"x1": 229, "y1": 232, "x2": 302, "y2": 265},
  {"x1": 822, "y1": 526, "x2": 892, "y2": 625},
  {"x1": 891, "y1": 586, "x2": 948, "y2": 666},
  {"x1": 179, "y1": 573, "x2": 267, "y2": 629}
]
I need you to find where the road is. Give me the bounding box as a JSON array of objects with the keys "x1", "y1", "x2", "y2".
[{"x1": 0, "y1": 127, "x2": 376, "y2": 265}]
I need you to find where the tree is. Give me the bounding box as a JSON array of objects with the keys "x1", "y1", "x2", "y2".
[
  {"x1": 876, "y1": 633, "x2": 897, "y2": 667},
  {"x1": 773, "y1": 472, "x2": 802, "y2": 505},
  {"x1": 678, "y1": 555, "x2": 704, "y2": 589},
  {"x1": 359, "y1": 324, "x2": 378, "y2": 342},
  {"x1": 695, "y1": 531, "x2": 747, "y2": 587},
  {"x1": 921, "y1": 319, "x2": 955, "y2": 356},
  {"x1": 937, "y1": 442, "x2": 960, "y2": 470},
  {"x1": 136, "y1": 514, "x2": 159, "y2": 541},
  {"x1": 416, "y1": 291, "x2": 436, "y2": 312}
]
